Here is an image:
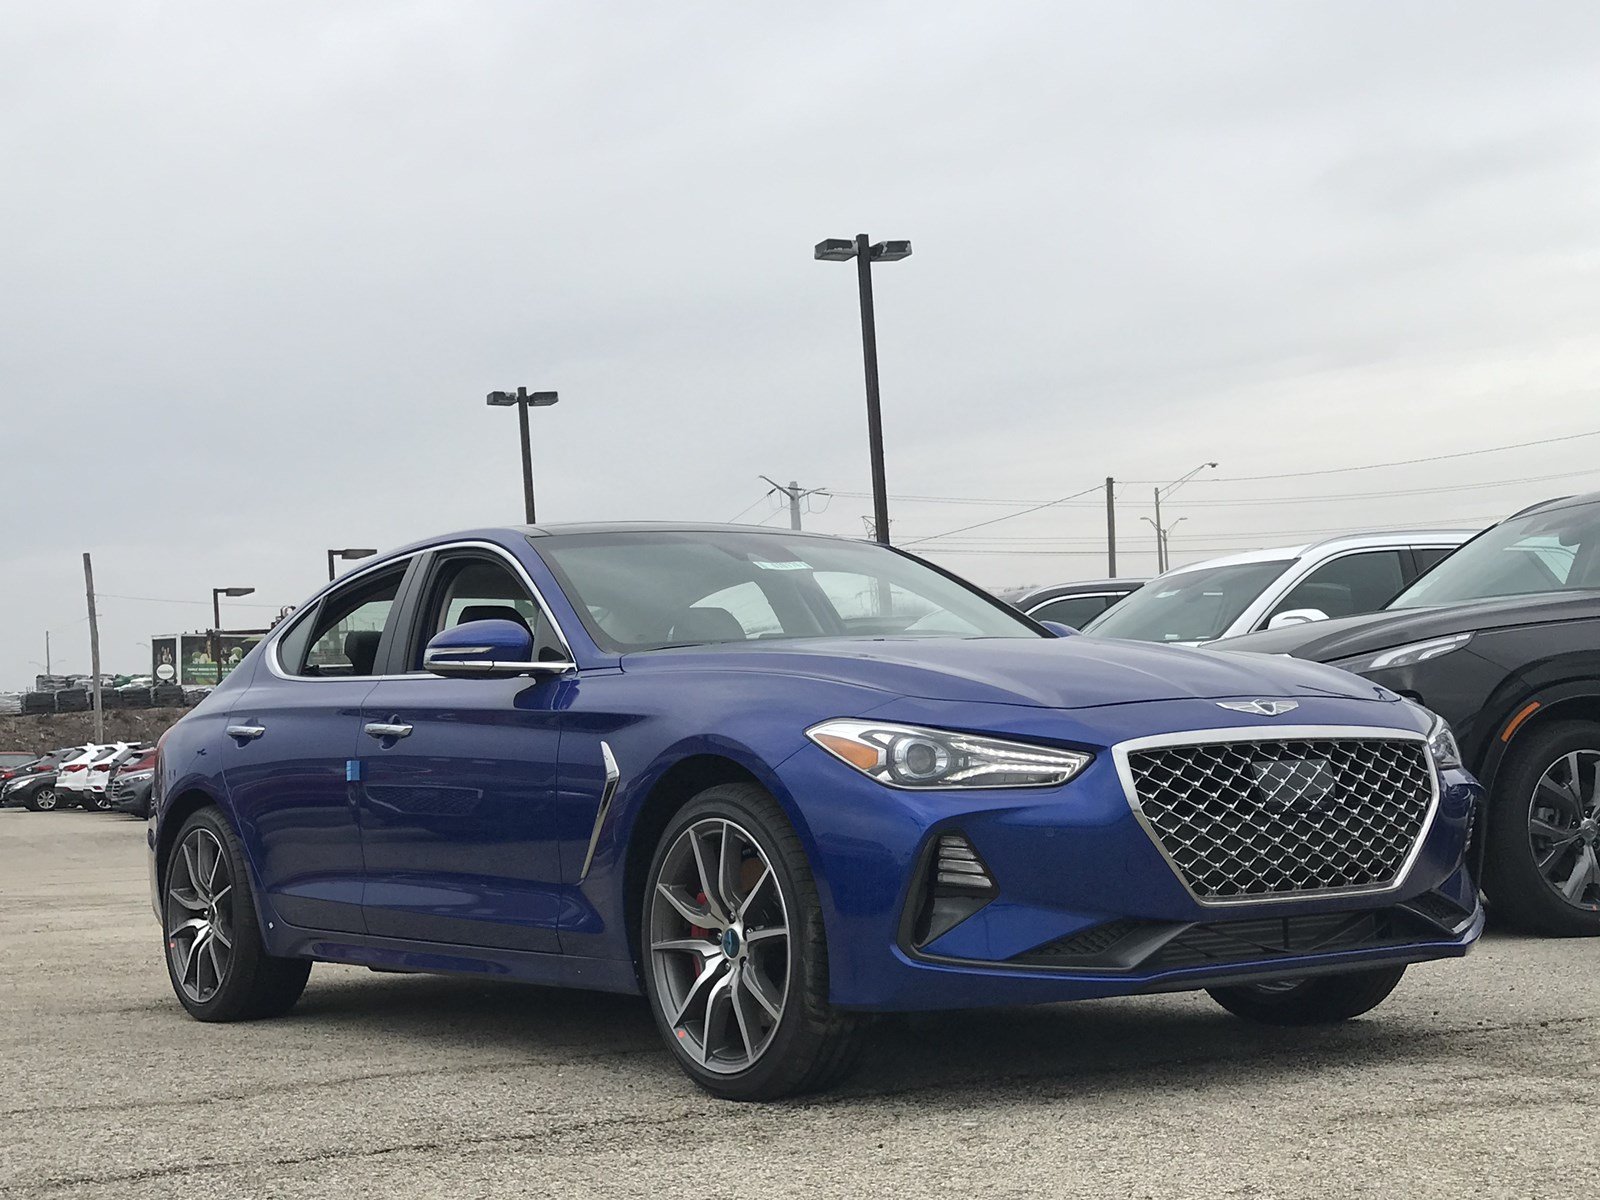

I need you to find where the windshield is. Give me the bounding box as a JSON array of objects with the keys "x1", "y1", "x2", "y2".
[
  {"x1": 1084, "y1": 559, "x2": 1293, "y2": 643},
  {"x1": 1389, "y1": 497, "x2": 1600, "y2": 609},
  {"x1": 532, "y1": 531, "x2": 1043, "y2": 653}
]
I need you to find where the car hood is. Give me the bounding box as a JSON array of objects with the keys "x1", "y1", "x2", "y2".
[
  {"x1": 1214, "y1": 590, "x2": 1600, "y2": 663},
  {"x1": 620, "y1": 635, "x2": 1391, "y2": 710}
]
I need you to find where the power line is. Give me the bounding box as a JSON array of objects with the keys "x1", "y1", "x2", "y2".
[
  {"x1": 1118, "y1": 428, "x2": 1600, "y2": 483},
  {"x1": 98, "y1": 592, "x2": 283, "y2": 609},
  {"x1": 901, "y1": 484, "x2": 1104, "y2": 545}
]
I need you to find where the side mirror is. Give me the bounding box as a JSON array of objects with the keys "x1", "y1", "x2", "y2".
[
  {"x1": 1265, "y1": 608, "x2": 1329, "y2": 631},
  {"x1": 423, "y1": 619, "x2": 575, "y2": 679},
  {"x1": 1039, "y1": 620, "x2": 1079, "y2": 638}
]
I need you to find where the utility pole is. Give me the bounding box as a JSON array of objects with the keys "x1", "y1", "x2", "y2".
[
  {"x1": 44, "y1": 631, "x2": 51, "y2": 677},
  {"x1": 1151, "y1": 485, "x2": 1164, "y2": 573},
  {"x1": 83, "y1": 553, "x2": 103, "y2": 743},
  {"x1": 1105, "y1": 477, "x2": 1117, "y2": 578},
  {"x1": 758, "y1": 477, "x2": 827, "y2": 531}
]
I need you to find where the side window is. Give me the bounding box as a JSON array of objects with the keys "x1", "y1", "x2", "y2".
[
  {"x1": 1269, "y1": 551, "x2": 1406, "y2": 622},
  {"x1": 413, "y1": 554, "x2": 564, "y2": 666},
  {"x1": 298, "y1": 566, "x2": 406, "y2": 677},
  {"x1": 1031, "y1": 595, "x2": 1111, "y2": 629},
  {"x1": 1411, "y1": 546, "x2": 1454, "y2": 575}
]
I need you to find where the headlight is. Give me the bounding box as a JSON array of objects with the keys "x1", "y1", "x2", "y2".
[
  {"x1": 1425, "y1": 712, "x2": 1462, "y2": 770},
  {"x1": 806, "y1": 719, "x2": 1092, "y2": 789},
  {"x1": 1338, "y1": 632, "x2": 1473, "y2": 673}
]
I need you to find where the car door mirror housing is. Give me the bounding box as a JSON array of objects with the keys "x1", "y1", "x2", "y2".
[
  {"x1": 1265, "y1": 608, "x2": 1330, "y2": 631},
  {"x1": 1039, "y1": 620, "x2": 1079, "y2": 638},
  {"x1": 423, "y1": 619, "x2": 575, "y2": 678}
]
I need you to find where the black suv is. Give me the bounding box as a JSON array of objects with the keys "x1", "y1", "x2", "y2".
[{"x1": 1220, "y1": 492, "x2": 1600, "y2": 936}]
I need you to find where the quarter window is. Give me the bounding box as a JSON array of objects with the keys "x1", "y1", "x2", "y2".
[{"x1": 296, "y1": 566, "x2": 406, "y2": 677}]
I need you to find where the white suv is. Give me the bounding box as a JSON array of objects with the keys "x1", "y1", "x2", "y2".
[{"x1": 1081, "y1": 529, "x2": 1476, "y2": 646}]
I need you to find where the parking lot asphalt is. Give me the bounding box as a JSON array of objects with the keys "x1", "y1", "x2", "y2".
[{"x1": 2, "y1": 807, "x2": 1595, "y2": 1200}]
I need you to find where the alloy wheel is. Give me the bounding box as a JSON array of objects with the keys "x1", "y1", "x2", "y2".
[
  {"x1": 648, "y1": 817, "x2": 790, "y2": 1074},
  {"x1": 35, "y1": 789, "x2": 57, "y2": 811},
  {"x1": 165, "y1": 828, "x2": 236, "y2": 1003},
  {"x1": 1529, "y1": 749, "x2": 1600, "y2": 911}
]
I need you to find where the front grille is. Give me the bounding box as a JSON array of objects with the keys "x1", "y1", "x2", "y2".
[{"x1": 1125, "y1": 736, "x2": 1434, "y2": 901}]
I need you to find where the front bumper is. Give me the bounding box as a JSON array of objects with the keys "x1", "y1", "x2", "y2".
[{"x1": 776, "y1": 695, "x2": 1483, "y2": 1011}]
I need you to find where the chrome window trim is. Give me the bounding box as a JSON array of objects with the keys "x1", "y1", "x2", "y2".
[
  {"x1": 1110, "y1": 723, "x2": 1440, "y2": 909},
  {"x1": 265, "y1": 540, "x2": 577, "y2": 683}
]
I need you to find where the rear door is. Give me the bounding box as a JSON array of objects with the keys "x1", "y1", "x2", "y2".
[
  {"x1": 221, "y1": 559, "x2": 414, "y2": 934},
  {"x1": 357, "y1": 544, "x2": 571, "y2": 952}
]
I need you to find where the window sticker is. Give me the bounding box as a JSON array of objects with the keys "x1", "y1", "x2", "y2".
[{"x1": 751, "y1": 560, "x2": 812, "y2": 571}]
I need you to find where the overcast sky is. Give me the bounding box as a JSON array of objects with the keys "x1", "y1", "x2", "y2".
[{"x1": 4, "y1": 1, "x2": 1600, "y2": 686}]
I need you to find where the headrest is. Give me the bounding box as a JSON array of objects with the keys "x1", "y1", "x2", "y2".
[{"x1": 669, "y1": 606, "x2": 747, "y2": 644}]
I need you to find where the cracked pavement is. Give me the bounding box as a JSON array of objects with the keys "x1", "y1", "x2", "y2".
[{"x1": 2, "y1": 808, "x2": 1595, "y2": 1198}]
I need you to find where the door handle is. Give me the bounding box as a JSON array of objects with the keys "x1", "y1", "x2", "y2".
[
  {"x1": 363, "y1": 722, "x2": 413, "y2": 741},
  {"x1": 225, "y1": 724, "x2": 266, "y2": 742}
]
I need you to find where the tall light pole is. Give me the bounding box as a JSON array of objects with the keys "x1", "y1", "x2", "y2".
[
  {"x1": 212, "y1": 586, "x2": 255, "y2": 684},
  {"x1": 1143, "y1": 515, "x2": 1187, "y2": 573},
  {"x1": 486, "y1": 387, "x2": 560, "y2": 524},
  {"x1": 815, "y1": 234, "x2": 912, "y2": 545},
  {"x1": 327, "y1": 547, "x2": 378, "y2": 581},
  {"x1": 1152, "y1": 462, "x2": 1217, "y2": 571}
]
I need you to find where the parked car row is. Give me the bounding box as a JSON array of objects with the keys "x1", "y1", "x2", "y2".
[{"x1": 0, "y1": 742, "x2": 156, "y2": 815}]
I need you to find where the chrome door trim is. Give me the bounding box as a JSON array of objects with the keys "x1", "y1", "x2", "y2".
[
  {"x1": 1109, "y1": 723, "x2": 1441, "y2": 909},
  {"x1": 265, "y1": 539, "x2": 579, "y2": 683},
  {"x1": 578, "y1": 741, "x2": 621, "y2": 883}
]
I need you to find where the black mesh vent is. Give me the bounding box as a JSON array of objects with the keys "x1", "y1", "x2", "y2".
[{"x1": 1127, "y1": 737, "x2": 1433, "y2": 899}]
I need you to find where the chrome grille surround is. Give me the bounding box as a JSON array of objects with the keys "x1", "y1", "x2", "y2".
[{"x1": 1112, "y1": 725, "x2": 1439, "y2": 907}]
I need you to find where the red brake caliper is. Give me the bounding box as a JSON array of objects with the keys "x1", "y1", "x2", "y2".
[{"x1": 689, "y1": 892, "x2": 711, "y2": 977}]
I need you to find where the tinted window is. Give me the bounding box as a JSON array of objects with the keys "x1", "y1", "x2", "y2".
[
  {"x1": 1031, "y1": 595, "x2": 1114, "y2": 629},
  {"x1": 1085, "y1": 560, "x2": 1292, "y2": 643},
  {"x1": 1390, "y1": 500, "x2": 1599, "y2": 609},
  {"x1": 532, "y1": 531, "x2": 1040, "y2": 653},
  {"x1": 298, "y1": 566, "x2": 405, "y2": 677},
  {"x1": 1411, "y1": 546, "x2": 1455, "y2": 574},
  {"x1": 1268, "y1": 551, "x2": 1405, "y2": 622},
  {"x1": 412, "y1": 554, "x2": 566, "y2": 666}
]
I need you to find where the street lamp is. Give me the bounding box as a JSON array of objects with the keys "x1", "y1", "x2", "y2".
[
  {"x1": 1152, "y1": 462, "x2": 1217, "y2": 572},
  {"x1": 327, "y1": 547, "x2": 378, "y2": 581},
  {"x1": 1142, "y1": 515, "x2": 1187, "y2": 574},
  {"x1": 211, "y1": 586, "x2": 255, "y2": 682},
  {"x1": 814, "y1": 234, "x2": 912, "y2": 544},
  {"x1": 486, "y1": 387, "x2": 560, "y2": 524}
]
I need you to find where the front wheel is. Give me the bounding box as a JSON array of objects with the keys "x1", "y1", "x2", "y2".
[
  {"x1": 1207, "y1": 966, "x2": 1407, "y2": 1025},
  {"x1": 641, "y1": 783, "x2": 867, "y2": 1100},
  {"x1": 1483, "y1": 721, "x2": 1600, "y2": 936},
  {"x1": 25, "y1": 788, "x2": 59, "y2": 812},
  {"x1": 162, "y1": 807, "x2": 311, "y2": 1021}
]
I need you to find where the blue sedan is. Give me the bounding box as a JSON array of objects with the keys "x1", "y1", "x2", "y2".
[{"x1": 149, "y1": 524, "x2": 1483, "y2": 1099}]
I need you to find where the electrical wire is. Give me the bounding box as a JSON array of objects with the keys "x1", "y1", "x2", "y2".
[
  {"x1": 98, "y1": 593, "x2": 283, "y2": 609},
  {"x1": 901, "y1": 484, "x2": 1105, "y2": 545}
]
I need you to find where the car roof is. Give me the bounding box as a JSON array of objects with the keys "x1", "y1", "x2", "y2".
[
  {"x1": 1010, "y1": 579, "x2": 1147, "y2": 604},
  {"x1": 520, "y1": 521, "x2": 849, "y2": 540},
  {"x1": 1160, "y1": 528, "x2": 1479, "y2": 577}
]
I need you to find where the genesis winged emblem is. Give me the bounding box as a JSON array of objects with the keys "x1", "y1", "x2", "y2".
[{"x1": 1216, "y1": 699, "x2": 1300, "y2": 717}]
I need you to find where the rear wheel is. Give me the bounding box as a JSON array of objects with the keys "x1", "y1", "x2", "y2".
[
  {"x1": 641, "y1": 783, "x2": 866, "y2": 1100},
  {"x1": 1484, "y1": 721, "x2": 1600, "y2": 937},
  {"x1": 163, "y1": 807, "x2": 311, "y2": 1021},
  {"x1": 84, "y1": 792, "x2": 113, "y2": 812},
  {"x1": 25, "y1": 788, "x2": 59, "y2": 812},
  {"x1": 1207, "y1": 966, "x2": 1407, "y2": 1025}
]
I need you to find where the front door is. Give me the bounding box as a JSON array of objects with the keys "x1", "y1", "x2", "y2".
[
  {"x1": 357, "y1": 548, "x2": 569, "y2": 952},
  {"x1": 222, "y1": 560, "x2": 411, "y2": 933}
]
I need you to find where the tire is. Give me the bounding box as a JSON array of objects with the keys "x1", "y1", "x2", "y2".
[
  {"x1": 162, "y1": 807, "x2": 311, "y2": 1021},
  {"x1": 83, "y1": 793, "x2": 113, "y2": 812},
  {"x1": 24, "y1": 788, "x2": 59, "y2": 813},
  {"x1": 1207, "y1": 966, "x2": 1407, "y2": 1025},
  {"x1": 640, "y1": 782, "x2": 867, "y2": 1100},
  {"x1": 1483, "y1": 720, "x2": 1600, "y2": 937}
]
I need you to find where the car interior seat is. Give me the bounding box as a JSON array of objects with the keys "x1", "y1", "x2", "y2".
[
  {"x1": 343, "y1": 630, "x2": 382, "y2": 675},
  {"x1": 668, "y1": 606, "x2": 747, "y2": 644}
]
